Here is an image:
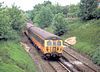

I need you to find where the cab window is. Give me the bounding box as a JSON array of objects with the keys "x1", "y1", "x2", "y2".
[
  {"x1": 57, "y1": 41, "x2": 61, "y2": 46},
  {"x1": 53, "y1": 41, "x2": 56, "y2": 46},
  {"x1": 47, "y1": 40, "x2": 52, "y2": 46}
]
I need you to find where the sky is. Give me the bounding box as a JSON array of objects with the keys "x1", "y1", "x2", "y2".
[{"x1": 0, "y1": 0, "x2": 80, "y2": 11}]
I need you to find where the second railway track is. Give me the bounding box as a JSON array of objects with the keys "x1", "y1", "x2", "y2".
[
  {"x1": 48, "y1": 60, "x2": 71, "y2": 72},
  {"x1": 63, "y1": 44, "x2": 100, "y2": 72}
]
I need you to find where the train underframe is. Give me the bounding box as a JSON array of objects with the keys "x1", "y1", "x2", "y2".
[{"x1": 43, "y1": 53, "x2": 62, "y2": 60}]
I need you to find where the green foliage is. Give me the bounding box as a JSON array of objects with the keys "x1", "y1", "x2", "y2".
[
  {"x1": 52, "y1": 4, "x2": 68, "y2": 16},
  {"x1": 0, "y1": 7, "x2": 11, "y2": 39},
  {"x1": 8, "y1": 5, "x2": 26, "y2": 31},
  {"x1": 93, "y1": 8, "x2": 100, "y2": 19},
  {"x1": 65, "y1": 19, "x2": 100, "y2": 66},
  {"x1": 53, "y1": 13, "x2": 67, "y2": 36},
  {"x1": 46, "y1": 3, "x2": 68, "y2": 16},
  {"x1": 43, "y1": 1, "x2": 52, "y2": 6},
  {"x1": 75, "y1": 42, "x2": 94, "y2": 55},
  {"x1": 0, "y1": 41, "x2": 36, "y2": 72},
  {"x1": 45, "y1": 25, "x2": 54, "y2": 33},
  {"x1": 0, "y1": 5, "x2": 18, "y2": 40},
  {"x1": 92, "y1": 46, "x2": 100, "y2": 66},
  {"x1": 29, "y1": 4, "x2": 43, "y2": 20},
  {"x1": 34, "y1": 6, "x2": 53, "y2": 28},
  {"x1": 79, "y1": 0, "x2": 98, "y2": 20},
  {"x1": 0, "y1": 3, "x2": 26, "y2": 40},
  {"x1": 0, "y1": 3, "x2": 36, "y2": 72},
  {"x1": 26, "y1": 10, "x2": 34, "y2": 20},
  {"x1": 28, "y1": 1, "x2": 52, "y2": 21},
  {"x1": 61, "y1": 6, "x2": 68, "y2": 17},
  {"x1": 53, "y1": 4, "x2": 63, "y2": 14},
  {"x1": 27, "y1": 1, "x2": 68, "y2": 28},
  {"x1": 67, "y1": 4, "x2": 80, "y2": 17}
]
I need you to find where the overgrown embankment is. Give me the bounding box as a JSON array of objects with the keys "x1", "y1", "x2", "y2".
[
  {"x1": 62, "y1": 19, "x2": 100, "y2": 66},
  {"x1": 0, "y1": 41, "x2": 36, "y2": 72}
]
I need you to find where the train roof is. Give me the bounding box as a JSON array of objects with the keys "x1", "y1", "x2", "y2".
[
  {"x1": 26, "y1": 23, "x2": 35, "y2": 29},
  {"x1": 27, "y1": 23, "x2": 61, "y2": 40}
]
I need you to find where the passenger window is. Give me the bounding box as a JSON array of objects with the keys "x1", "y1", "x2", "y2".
[
  {"x1": 57, "y1": 41, "x2": 61, "y2": 46},
  {"x1": 47, "y1": 41, "x2": 52, "y2": 46},
  {"x1": 53, "y1": 41, "x2": 56, "y2": 46}
]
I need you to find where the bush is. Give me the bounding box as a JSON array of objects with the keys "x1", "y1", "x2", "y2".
[
  {"x1": 91, "y1": 46, "x2": 100, "y2": 66},
  {"x1": 79, "y1": 0, "x2": 97, "y2": 21},
  {"x1": 0, "y1": 6, "x2": 13, "y2": 40},
  {"x1": 53, "y1": 13, "x2": 68, "y2": 36},
  {"x1": 67, "y1": 4, "x2": 79, "y2": 18},
  {"x1": 34, "y1": 6, "x2": 53, "y2": 28},
  {"x1": 93, "y1": 8, "x2": 100, "y2": 19},
  {"x1": 8, "y1": 5, "x2": 26, "y2": 32},
  {"x1": 0, "y1": 4, "x2": 26, "y2": 41}
]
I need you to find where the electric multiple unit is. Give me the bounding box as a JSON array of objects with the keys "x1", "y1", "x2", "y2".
[{"x1": 25, "y1": 23, "x2": 64, "y2": 59}]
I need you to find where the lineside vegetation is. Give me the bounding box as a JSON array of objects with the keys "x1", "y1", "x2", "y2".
[
  {"x1": 0, "y1": 3, "x2": 36, "y2": 72},
  {"x1": 27, "y1": 0, "x2": 100, "y2": 66}
]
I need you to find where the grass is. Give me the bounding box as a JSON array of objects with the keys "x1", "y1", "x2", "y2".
[
  {"x1": 65, "y1": 19, "x2": 100, "y2": 66},
  {"x1": 0, "y1": 41, "x2": 36, "y2": 72}
]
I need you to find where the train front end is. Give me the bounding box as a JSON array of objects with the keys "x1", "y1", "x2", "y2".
[{"x1": 44, "y1": 39, "x2": 64, "y2": 59}]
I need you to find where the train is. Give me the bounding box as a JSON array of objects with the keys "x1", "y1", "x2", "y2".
[{"x1": 25, "y1": 22, "x2": 64, "y2": 59}]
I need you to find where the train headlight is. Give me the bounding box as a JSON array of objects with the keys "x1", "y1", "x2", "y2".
[
  {"x1": 46, "y1": 47, "x2": 49, "y2": 51},
  {"x1": 57, "y1": 47, "x2": 59, "y2": 50}
]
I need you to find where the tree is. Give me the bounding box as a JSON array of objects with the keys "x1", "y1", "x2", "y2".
[
  {"x1": 53, "y1": 4, "x2": 63, "y2": 14},
  {"x1": 79, "y1": 0, "x2": 98, "y2": 20},
  {"x1": 26, "y1": 10, "x2": 34, "y2": 20},
  {"x1": 8, "y1": 5, "x2": 26, "y2": 32},
  {"x1": 67, "y1": 4, "x2": 79, "y2": 18},
  {"x1": 0, "y1": 4, "x2": 18, "y2": 40},
  {"x1": 28, "y1": 1, "x2": 52, "y2": 21},
  {"x1": 27, "y1": 1, "x2": 68, "y2": 24},
  {"x1": 0, "y1": 7, "x2": 10, "y2": 40},
  {"x1": 93, "y1": 8, "x2": 100, "y2": 19},
  {"x1": 61, "y1": 6, "x2": 68, "y2": 17},
  {"x1": 53, "y1": 13, "x2": 67, "y2": 36},
  {"x1": 34, "y1": 6, "x2": 53, "y2": 28},
  {"x1": 0, "y1": 4, "x2": 26, "y2": 40},
  {"x1": 43, "y1": 1, "x2": 52, "y2": 6}
]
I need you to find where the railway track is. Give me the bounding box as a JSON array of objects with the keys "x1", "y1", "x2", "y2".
[
  {"x1": 59, "y1": 57, "x2": 80, "y2": 72},
  {"x1": 63, "y1": 43, "x2": 100, "y2": 72},
  {"x1": 48, "y1": 60, "x2": 71, "y2": 72},
  {"x1": 47, "y1": 56, "x2": 82, "y2": 72}
]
